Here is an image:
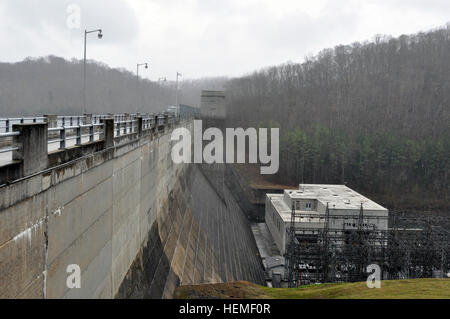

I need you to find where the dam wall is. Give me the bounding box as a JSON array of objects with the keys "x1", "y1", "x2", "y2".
[
  {"x1": 0, "y1": 119, "x2": 264, "y2": 299},
  {"x1": 116, "y1": 164, "x2": 265, "y2": 298}
]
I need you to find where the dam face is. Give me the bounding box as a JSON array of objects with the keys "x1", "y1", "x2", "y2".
[
  {"x1": 0, "y1": 120, "x2": 264, "y2": 299},
  {"x1": 116, "y1": 165, "x2": 265, "y2": 298}
]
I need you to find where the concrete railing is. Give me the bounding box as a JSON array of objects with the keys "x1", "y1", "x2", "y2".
[{"x1": 0, "y1": 112, "x2": 177, "y2": 185}]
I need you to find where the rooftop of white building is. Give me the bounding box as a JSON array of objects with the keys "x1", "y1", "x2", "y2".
[
  {"x1": 292, "y1": 184, "x2": 386, "y2": 210},
  {"x1": 267, "y1": 184, "x2": 388, "y2": 223}
]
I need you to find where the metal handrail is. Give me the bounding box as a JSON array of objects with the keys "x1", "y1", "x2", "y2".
[
  {"x1": 0, "y1": 113, "x2": 179, "y2": 165},
  {"x1": 0, "y1": 147, "x2": 19, "y2": 154},
  {"x1": 0, "y1": 132, "x2": 20, "y2": 137}
]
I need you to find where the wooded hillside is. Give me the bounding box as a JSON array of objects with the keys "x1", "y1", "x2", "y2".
[{"x1": 225, "y1": 26, "x2": 450, "y2": 209}]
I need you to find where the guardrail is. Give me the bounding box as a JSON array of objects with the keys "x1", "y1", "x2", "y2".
[
  {"x1": 0, "y1": 113, "x2": 176, "y2": 148},
  {"x1": 0, "y1": 112, "x2": 179, "y2": 183},
  {"x1": 48, "y1": 123, "x2": 105, "y2": 149},
  {"x1": 0, "y1": 132, "x2": 20, "y2": 154},
  {"x1": 114, "y1": 120, "x2": 137, "y2": 137},
  {"x1": 143, "y1": 116, "x2": 156, "y2": 131},
  {"x1": 0, "y1": 114, "x2": 153, "y2": 133},
  {"x1": 0, "y1": 117, "x2": 46, "y2": 133}
]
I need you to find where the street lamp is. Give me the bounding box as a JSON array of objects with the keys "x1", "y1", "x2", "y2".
[
  {"x1": 175, "y1": 72, "x2": 182, "y2": 107},
  {"x1": 136, "y1": 62, "x2": 149, "y2": 113},
  {"x1": 136, "y1": 62, "x2": 149, "y2": 78},
  {"x1": 83, "y1": 28, "x2": 103, "y2": 115}
]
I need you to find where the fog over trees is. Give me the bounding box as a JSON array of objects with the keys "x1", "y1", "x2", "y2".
[
  {"x1": 225, "y1": 26, "x2": 449, "y2": 209},
  {"x1": 0, "y1": 55, "x2": 226, "y2": 116}
]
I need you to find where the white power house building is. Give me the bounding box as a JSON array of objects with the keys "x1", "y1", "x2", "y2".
[{"x1": 265, "y1": 184, "x2": 389, "y2": 255}]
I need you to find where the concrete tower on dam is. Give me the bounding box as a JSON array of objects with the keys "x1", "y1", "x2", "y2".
[
  {"x1": 197, "y1": 90, "x2": 229, "y2": 201},
  {"x1": 0, "y1": 114, "x2": 264, "y2": 299},
  {"x1": 200, "y1": 90, "x2": 226, "y2": 121}
]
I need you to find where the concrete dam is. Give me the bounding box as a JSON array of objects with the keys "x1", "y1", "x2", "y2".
[{"x1": 0, "y1": 116, "x2": 265, "y2": 298}]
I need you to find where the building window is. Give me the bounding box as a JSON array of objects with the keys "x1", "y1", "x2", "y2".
[{"x1": 306, "y1": 202, "x2": 312, "y2": 209}]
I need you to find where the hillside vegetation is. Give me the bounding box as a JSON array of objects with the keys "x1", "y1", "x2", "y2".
[
  {"x1": 174, "y1": 279, "x2": 450, "y2": 299},
  {"x1": 225, "y1": 26, "x2": 450, "y2": 209},
  {"x1": 0, "y1": 56, "x2": 227, "y2": 116}
]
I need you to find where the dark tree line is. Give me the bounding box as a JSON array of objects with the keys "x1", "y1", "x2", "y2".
[
  {"x1": 0, "y1": 56, "x2": 226, "y2": 116},
  {"x1": 225, "y1": 26, "x2": 450, "y2": 209}
]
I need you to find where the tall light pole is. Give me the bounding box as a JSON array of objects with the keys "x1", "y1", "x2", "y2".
[
  {"x1": 175, "y1": 72, "x2": 182, "y2": 107},
  {"x1": 136, "y1": 62, "x2": 149, "y2": 113},
  {"x1": 83, "y1": 28, "x2": 103, "y2": 115}
]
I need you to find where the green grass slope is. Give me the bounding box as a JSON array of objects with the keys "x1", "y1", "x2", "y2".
[{"x1": 174, "y1": 279, "x2": 450, "y2": 299}]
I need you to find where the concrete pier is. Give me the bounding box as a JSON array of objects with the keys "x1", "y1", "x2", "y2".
[{"x1": 12, "y1": 123, "x2": 48, "y2": 176}]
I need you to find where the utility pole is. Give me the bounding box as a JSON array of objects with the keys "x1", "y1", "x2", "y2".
[
  {"x1": 136, "y1": 62, "x2": 149, "y2": 114},
  {"x1": 175, "y1": 72, "x2": 182, "y2": 107},
  {"x1": 83, "y1": 29, "x2": 103, "y2": 115}
]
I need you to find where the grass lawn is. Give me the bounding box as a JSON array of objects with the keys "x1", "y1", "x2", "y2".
[{"x1": 174, "y1": 279, "x2": 450, "y2": 299}]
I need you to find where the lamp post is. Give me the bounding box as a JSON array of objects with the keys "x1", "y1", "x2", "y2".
[
  {"x1": 136, "y1": 62, "x2": 149, "y2": 113},
  {"x1": 83, "y1": 28, "x2": 103, "y2": 115},
  {"x1": 175, "y1": 72, "x2": 182, "y2": 107}
]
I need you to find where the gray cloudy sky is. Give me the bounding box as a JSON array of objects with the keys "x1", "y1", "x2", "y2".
[{"x1": 0, "y1": 0, "x2": 448, "y2": 80}]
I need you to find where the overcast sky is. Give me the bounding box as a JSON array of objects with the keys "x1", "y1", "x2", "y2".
[{"x1": 0, "y1": 0, "x2": 448, "y2": 80}]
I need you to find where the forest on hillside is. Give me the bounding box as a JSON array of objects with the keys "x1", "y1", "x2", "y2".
[
  {"x1": 225, "y1": 26, "x2": 450, "y2": 209},
  {"x1": 0, "y1": 26, "x2": 448, "y2": 209},
  {"x1": 0, "y1": 55, "x2": 226, "y2": 116}
]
